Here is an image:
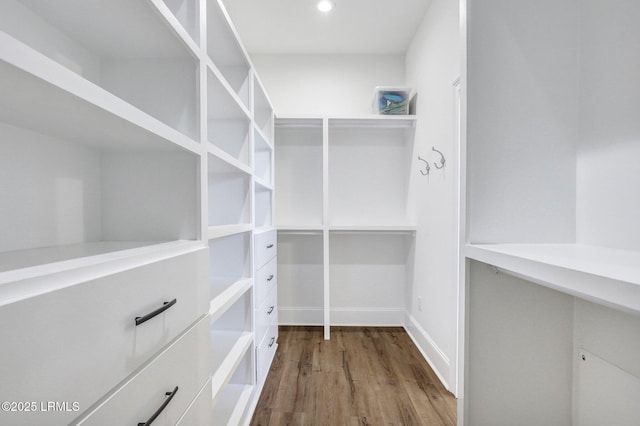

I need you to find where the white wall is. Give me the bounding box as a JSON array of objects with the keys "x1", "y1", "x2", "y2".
[
  {"x1": 252, "y1": 5, "x2": 461, "y2": 395},
  {"x1": 251, "y1": 54, "x2": 405, "y2": 116},
  {"x1": 404, "y1": 0, "x2": 460, "y2": 393},
  {"x1": 576, "y1": 0, "x2": 640, "y2": 252}
]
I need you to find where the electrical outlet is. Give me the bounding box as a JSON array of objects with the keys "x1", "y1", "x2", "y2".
[{"x1": 417, "y1": 296, "x2": 422, "y2": 312}]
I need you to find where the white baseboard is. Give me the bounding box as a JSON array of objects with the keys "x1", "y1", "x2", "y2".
[
  {"x1": 278, "y1": 307, "x2": 323, "y2": 325},
  {"x1": 330, "y1": 307, "x2": 405, "y2": 326},
  {"x1": 404, "y1": 311, "x2": 451, "y2": 391}
]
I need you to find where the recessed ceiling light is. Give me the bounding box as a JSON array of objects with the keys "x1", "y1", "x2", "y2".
[{"x1": 317, "y1": 0, "x2": 335, "y2": 12}]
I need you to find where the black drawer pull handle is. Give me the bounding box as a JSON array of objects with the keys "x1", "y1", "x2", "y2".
[
  {"x1": 138, "y1": 386, "x2": 178, "y2": 426},
  {"x1": 266, "y1": 244, "x2": 274, "y2": 249},
  {"x1": 267, "y1": 306, "x2": 274, "y2": 315},
  {"x1": 267, "y1": 274, "x2": 274, "y2": 282},
  {"x1": 135, "y1": 299, "x2": 177, "y2": 326},
  {"x1": 269, "y1": 337, "x2": 275, "y2": 347}
]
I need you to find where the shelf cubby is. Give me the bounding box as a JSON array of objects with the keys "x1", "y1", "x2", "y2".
[
  {"x1": 0, "y1": 120, "x2": 198, "y2": 276},
  {"x1": 210, "y1": 292, "x2": 252, "y2": 370},
  {"x1": 328, "y1": 118, "x2": 415, "y2": 227},
  {"x1": 275, "y1": 118, "x2": 324, "y2": 227},
  {"x1": 253, "y1": 128, "x2": 273, "y2": 186},
  {"x1": 159, "y1": 0, "x2": 200, "y2": 46},
  {"x1": 329, "y1": 231, "x2": 413, "y2": 326},
  {"x1": 206, "y1": 0, "x2": 251, "y2": 109},
  {"x1": 254, "y1": 185, "x2": 273, "y2": 230},
  {"x1": 0, "y1": 0, "x2": 199, "y2": 140},
  {"x1": 277, "y1": 231, "x2": 324, "y2": 325},
  {"x1": 253, "y1": 76, "x2": 274, "y2": 141},
  {"x1": 208, "y1": 232, "x2": 251, "y2": 305},
  {"x1": 210, "y1": 292, "x2": 254, "y2": 408},
  {"x1": 207, "y1": 154, "x2": 251, "y2": 229},
  {"x1": 207, "y1": 67, "x2": 252, "y2": 166}
]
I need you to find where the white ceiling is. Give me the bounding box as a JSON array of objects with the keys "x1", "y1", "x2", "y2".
[{"x1": 224, "y1": 0, "x2": 433, "y2": 55}]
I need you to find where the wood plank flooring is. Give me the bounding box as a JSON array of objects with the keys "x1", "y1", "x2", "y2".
[{"x1": 250, "y1": 326, "x2": 457, "y2": 425}]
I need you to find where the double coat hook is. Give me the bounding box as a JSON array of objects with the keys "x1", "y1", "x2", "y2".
[{"x1": 417, "y1": 147, "x2": 446, "y2": 177}]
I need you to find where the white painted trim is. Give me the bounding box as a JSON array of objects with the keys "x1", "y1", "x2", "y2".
[
  {"x1": 330, "y1": 308, "x2": 405, "y2": 326},
  {"x1": 404, "y1": 311, "x2": 451, "y2": 391},
  {"x1": 278, "y1": 307, "x2": 324, "y2": 326}
]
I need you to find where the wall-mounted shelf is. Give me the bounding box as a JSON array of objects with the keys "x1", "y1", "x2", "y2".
[
  {"x1": 275, "y1": 116, "x2": 416, "y2": 338},
  {"x1": 466, "y1": 243, "x2": 640, "y2": 314}
]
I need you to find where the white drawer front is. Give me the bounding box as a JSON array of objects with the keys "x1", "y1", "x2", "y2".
[
  {"x1": 0, "y1": 249, "x2": 208, "y2": 426},
  {"x1": 176, "y1": 377, "x2": 213, "y2": 426},
  {"x1": 254, "y1": 230, "x2": 277, "y2": 270},
  {"x1": 256, "y1": 324, "x2": 278, "y2": 384},
  {"x1": 255, "y1": 287, "x2": 278, "y2": 346},
  {"x1": 254, "y1": 255, "x2": 276, "y2": 306},
  {"x1": 76, "y1": 316, "x2": 210, "y2": 425}
]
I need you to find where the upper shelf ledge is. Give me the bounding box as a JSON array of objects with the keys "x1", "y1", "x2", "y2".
[{"x1": 466, "y1": 243, "x2": 640, "y2": 315}]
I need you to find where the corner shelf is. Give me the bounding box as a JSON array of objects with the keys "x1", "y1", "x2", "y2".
[{"x1": 466, "y1": 243, "x2": 640, "y2": 314}]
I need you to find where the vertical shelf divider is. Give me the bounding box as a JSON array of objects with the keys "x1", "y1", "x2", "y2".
[{"x1": 322, "y1": 118, "x2": 330, "y2": 340}]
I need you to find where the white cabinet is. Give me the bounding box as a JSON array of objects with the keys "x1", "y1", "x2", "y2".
[
  {"x1": 253, "y1": 230, "x2": 278, "y2": 387},
  {"x1": 75, "y1": 316, "x2": 211, "y2": 426},
  {"x1": 0, "y1": 0, "x2": 275, "y2": 424},
  {"x1": 462, "y1": 0, "x2": 640, "y2": 423},
  {"x1": 275, "y1": 116, "x2": 416, "y2": 339}
]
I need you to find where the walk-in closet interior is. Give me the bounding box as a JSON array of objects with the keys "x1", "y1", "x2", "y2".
[{"x1": 0, "y1": 0, "x2": 638, "y2": 424}]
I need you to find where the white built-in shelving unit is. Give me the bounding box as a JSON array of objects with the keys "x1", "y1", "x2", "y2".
[
  {"x1": 462, "y1": 0, "x2": 640, "y2": 424},
  {"x1": 0, "y1": 0, "x2": 275, "y2": 424},
  {"x1": 275, "y1": 116, "x2": 416, "y2": 339}
]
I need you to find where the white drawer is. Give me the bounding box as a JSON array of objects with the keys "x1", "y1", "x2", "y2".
[
  {"x1": 256, "y1": 324, "x2": 278, "y2": 384},
  {"x1": 254, "y1": 255, "x2": 276, "y2": 305},
  {"x1": 255, "y1": 287, "x2": 278, "y2": 345},
  {"x1": 76, "y1": 316, "x2": 210, "y2": 425},
  {"x1": 176, "y1": 377, "x2": 213, "y2": 426},
  {"x1": 0, "y1": 248, "x2": 208, "y2": 426},
  {"x1": 254, "y1": 229, "x2": 277, "y2": 270}
]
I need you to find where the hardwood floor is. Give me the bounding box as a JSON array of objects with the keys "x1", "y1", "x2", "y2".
[{"x1": 250, "y1": 326, "x2": 457, "y2": 426}]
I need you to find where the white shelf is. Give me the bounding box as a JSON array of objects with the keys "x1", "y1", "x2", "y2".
[
  {"x1": 328, "y1": 115, "x2": 417, "y2": 129},
  {"x1": 329, "y1": 225, "x2": 416, "y2": 233},
  {"x1": 0, "y1": 33, "x2": 199, "y2": 155},
  {"x1": 212, "y1": 384, "x2": 255, "y2": 425},
  {"x1": 210, "y1": 332, "x2": 253, "y2": 404},
  {"x1": 206, "y1": 0, "x2": 251, "y2": 109},
  {"x1": 0, "y1": 1, "x2": 199, "y2": 140},
  {"x1": 0, "y1": 240, "x2": 202, "y2": 304},
  {"x1": 277, "y1": 226, "x2": 324, "y2": 233},
  {"x1": 209, "y1": 278, "x2": 252, "y2": 321},
  {"x1": 466, "y1": 244, "x2": 640, "y2": 314},
  {"x1": 208, "y1": 224, "x2": 253, "y2": 240}
]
